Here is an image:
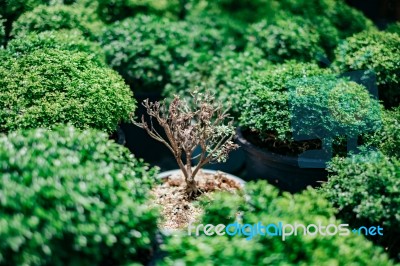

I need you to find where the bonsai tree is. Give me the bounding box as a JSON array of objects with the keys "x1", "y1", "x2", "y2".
[
  {"x1": 133, "y1": 92, "x2": 238, "y2": 198},
  {"x1": 0, "y1": 126, "x2": 159, "y2": 265}
]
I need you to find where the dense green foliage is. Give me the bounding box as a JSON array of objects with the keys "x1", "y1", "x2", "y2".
[
  {"x1": 11, "y1": 4, "x2": 104, "y2": 40},
  {"x1": 7, "y1": 30, "x2": 106, "y2": 64},
  {"x1": 247, "y1": 17, "x2": 325, "y2": 63},
  {"x1": 101, "y1": 15, "x2": 190, "y2": 92},
  {"x1": 333, "y1": 31, "x2": 400, "y2": 107},
  {"x1": 287, "y1": 75, "x2": 381, "y2": 140},
  {"x1": 386, "y1": 22, "x2": 400, "y2": 35},
  {"x1": 0, "y1": 49, "x2": 135, "y2": 133},
  {"x1": 85, "y1": 0, "x2": 181, "y2": 23},
  {"x1": 365, "y1": 107, "x2": 400, "y2": 158},
  {"x1": 0, "y1": 15, "x2": 4, "y2": 46},
  {"x1": 0, "y1": 126, "x2": 159, "y2": 265},
  {"x1": 238, "y1": 62, "x2": 330, "y2": 141},
  {"x1": 164, "y1": 49, "x2": 268, "y2": 117},
  {"x1": 161, "y1": 181, "x2": 393, "y2": 265},
  {"x1": 321, "y1": 151, "x2": 400, "y2": 259}
]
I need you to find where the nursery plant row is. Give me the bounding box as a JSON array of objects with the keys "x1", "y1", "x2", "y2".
[{"x1": 0, "y1": 0, "x2": 399, "y2": 265}]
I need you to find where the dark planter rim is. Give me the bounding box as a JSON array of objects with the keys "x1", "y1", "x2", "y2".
[{"x1": 236, "y1": 127, "x2": 327, "y2": 167}]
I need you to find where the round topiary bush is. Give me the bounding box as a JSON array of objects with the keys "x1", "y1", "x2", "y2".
[
  {"x1": 321, "y1": 151, "x2": 400, "y2": 260},
  {"x1": 0, "y1": 126, "x2": 159, "y2": 265},
  {"x1": 85, "y1": 0, "x2": 181, "y2": 23},
  {"x1": 11, "y1": 4, "x2": 104, "y2": 40},
  {"x1": 0, "y1": 49, "x2": 135, "y2": 134},
  {"x1": 387, "y1": 22, "x2": 400, "y2": 35},
  {"x1": 101, "y1": 15, "x2": 191, "y2": 92},
  {"x1": 7, "y1": 30, "x2": 106, "y2": 65},
  {"x1": 364, "y1": 107, "x2": 400, "y2": 158},
  {"x1": 161, "y1": 181, "x2": 394, "y2": 265},
  {"x1": 238, "y1": 61, "x2": 382, "y2": 155},
  {"x1": 247, "y1": 17, "x2": 325, "y2": 63},
  {"x1": 333, "y1": 31, "x2": 400, "y2": 108},
  {"x1": 164, "y1": 48, "x2": 268, "y2": 118}
]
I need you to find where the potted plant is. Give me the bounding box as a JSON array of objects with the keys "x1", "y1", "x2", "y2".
[
  {"x1": 0, "y1": 48, "x2": 135, "y2": 137},
  {"x1": 237, "y1": 61, "x2": 382, "y2": 192},
  {"x1": 0, "y1": 126, "x2": 159, "y2": 265},
  {"x1": 133, "y1": 92, "x2": 244, "y2": 229}
]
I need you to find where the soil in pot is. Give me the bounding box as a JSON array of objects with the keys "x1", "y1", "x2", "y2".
[{"x1": 152, "y1": 170, "x2": 243, "y2": 230}]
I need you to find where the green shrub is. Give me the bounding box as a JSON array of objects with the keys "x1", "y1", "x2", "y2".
[
  {"x1": 321, "y1": 151, "x2": 400, "y2": 260},
  {"x1": 0, "y1": 15, "x2": 5, "y2": 46},
  {"x1": 0, "y1": 126, "x2": 159, "y2": 265},
  {"x1": 84, "y1": 0, "x2": 180, "y2": 23},
  {"x1": 287, "y1": 75, "x2": 381, "y2": 141},
  {"x1": 164, "y1": 49, "x2": 269, "y2": 117},
  {"x1": 11, "y1": 4, "x2": 104, "y2": 40},
  {"x1": 7, "y1": 30, "x2": 106, "y2": 65},
  {"x1": 161, "y1": 181, "x2": 394, "y2": 265},
  {"x1": 0, "y1": 49, "x2": 135, "y2": 134},
  {"x1": 247, "y1": 17, "x2": 325, "y2": 63},
  {"x1": 387, "y1": 22, "x2": 400, "y2": 35},
  {"x1": 365, "y1": 107, "x2": 400, "y2": 158},
  {"x1": 333, "y1": 31, "x2": 400, "y2": 107},
  {"x1": 189, "y1": 0, "x2": 278, "y2": 24},
  {"x1": 101, "y1": 15, "x2": 190, "y2": 92},
  {"x1": 238, "y1": 62, "x2": 330, "y2": 142}
]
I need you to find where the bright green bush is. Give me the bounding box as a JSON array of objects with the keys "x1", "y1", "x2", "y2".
[
  {"x1": 101, "y1": 15, "x2": 190, "y2": 92},
  {"x1": 11, "y1": 4, "x2": 104, "y2": 40},
  {"x1": 7, "y1": 30, "x2": 106, "y2": 65},
  {"x1": 0, "y1": 126, "x2": 159, "y2": 265},
  {"x1": 161, "y1": 181, "x2": 393, "y2": 265},
  {"x1": 387, "y1": 22, "x2": 400, "y2": 35},
  {"x1": 0, "y1": 49, "x2": 135, "y2": 134},
  {"x1": 333, "y1": 31, "x2": 400, "y2": 107},
  {"x1": 365, "y1": 107, "x2": 400, "y2": 158},
  {"x1": 238, "y1": 62, "x2": 330, "y2": 141},
  {"x1": 321, "y1": 151, "x2": 400, "y2": 260},
  {"x1": 247, "y1": 17, "x2": 325, "y2": 63},
  {"x1": 164, "y1": 49, "x2": 269, "y2": 117}
]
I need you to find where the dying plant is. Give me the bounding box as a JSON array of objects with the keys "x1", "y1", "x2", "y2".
[{"x1": 132, "y1": 91, "x2": 239, "y2": 198}]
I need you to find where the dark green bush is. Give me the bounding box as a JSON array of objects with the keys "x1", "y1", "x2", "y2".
[
  {"x1": 333, "y1": 31, "x2": 400, "y2": 107},
  {"x1": 247, "y1": 17, "x2": 325, "y2": 63},
  {"x1": 0, "y1": 15, "x2": 4, "y2": 46},
  {"x1": 101, "y1": 15, "x2": 190, "y2": 92},
  {"x1": 161, "y1": 181, "x2": 393, "y2": 265},
  {"x1": 238, "y1": 62, "x2": 330, "y2": 141},
  {"x1": 287, "y1": 75, "x2": 381, "y2": 141},
  {"x1": 83, "y1": 0, "x2": 181, "y2": 23},
  {"x1": 164, "y1": 49, "x2": 269, "y2": 117},
  {"x1": 387, "y1": 22, "x2": 400, "y2": 35},
  {"x1": 0, "y1": 126, "x2": 159, "y2": 265},
  {"x1": 7, "y1": 30, "x2": 106, "y2": 65},
  {"x1": 11, "y1": 4, "x2": 104, "y2": 40},
  {"x1": 0, "y1": 49, "x2": 135, "y2": 133},
  {"x1": 365, "y1": 107, "x2": 400, "y2": 158},
  {"x1": 321, "y1": 151, "x2": 400, "y2": 260}
]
